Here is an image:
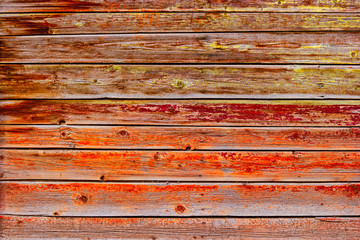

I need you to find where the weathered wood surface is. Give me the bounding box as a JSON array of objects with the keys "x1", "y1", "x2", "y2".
[
  {"x1": 1, "y1": 216, "x2": 360, "y2": 240},
  {"x1": 1, "y1": 150, "x2": 360, "y2": 181},
  {"x1": 1, "y1": 33, "x2": 360, "y2": 64},
  {"x1": 1, "y1": 125, "x2": 360, "y2": 150},
  {"x1": 2, "y1": 0, "x2": 360, "y2": 239},
  {"x1": 1, "y1": 182, "x2": 359, "y2": 216},
  {"x1": 2, "y1": 0, "x2": 360, "y2": 13},
  {"x1": 2, "y1": 13, "x2": 360, "y2": 35},
  {"x1": 2, "y1": 65, "x2": 360, "y2": 99},
  {"x1": 2, "y1": 100, "x2": 360, "y2": 126}
]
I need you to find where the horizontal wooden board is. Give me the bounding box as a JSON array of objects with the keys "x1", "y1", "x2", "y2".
[
  {"x1": 1, "y1": 150, "x2": 360, "y2": 181},
  {"x1": 2, "y1": 0, "x2": 360, "y2": 13},
  {"x1": 1, "y1": 33, "x2": 360, "y2": 64},
  {"x1": 1, "y1": 65, "x2": 360, "y2": 99},
  {"x1": 1, "y1": 100, "x2": 360, "y2": 126},
  {"x1": 1, "y1": 125, "x2": 360, "y2": 150},
  {"x1": 2, "y1": 13, "x2": 360, "y2": 35},
  {"x1": 1, "y1": 182, "x2": 359, "y2": 216},
  {"x1": 1, "y1": 216, "x2": 360, "y2": 240}
]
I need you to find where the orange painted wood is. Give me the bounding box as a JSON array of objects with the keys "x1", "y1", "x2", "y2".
[
  {"x1": 1, "y1": 65, "x2": 360, "y2": 99},
  {"x1": 1, "y1": 150, "x2": 360, "y2": 181},
  {"x1": 1, "y1": 100, "x2": 360, "y2": 126},
  {"x1": 1, "y1": 182, "x2": 359, "y2": 216},
  {"x1": 1, "y1": 33, "x2": 360, "y2": 64},
  {"x1": 1, "y1": 125, "x2": 360, "y2": 150},
  {"x1": 2, "y1": 0, "x2": 360, "y2": 238},
  {"x1": 1, "y1": 0, "x2": 360, "y2": 13},
  {"x1": 1, "y1": 216, "x2": 360, "y2": 239},
  {"x1": 2, "y1": 13, "x2": 360, "y2": 35}
]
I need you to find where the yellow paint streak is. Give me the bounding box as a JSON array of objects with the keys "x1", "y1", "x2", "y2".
[
  {"x1": 206, "y1": 42, "x2": 229, "y2": 50},
  {"x1": 301, "y1": 45, "x2": 325, "y2": 49},
  {"x1": 74, "y1": 22, "x2": 84, "y2": 27}
]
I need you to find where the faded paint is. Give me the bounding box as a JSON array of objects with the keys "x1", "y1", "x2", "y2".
[{"x1": 1, "y1": 100, "x2": 360, "y2": 126}]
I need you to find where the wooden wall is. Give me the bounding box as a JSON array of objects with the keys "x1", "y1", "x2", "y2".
[{"x1": 1, "y1": 0, "x2": 360, "y2": 239}]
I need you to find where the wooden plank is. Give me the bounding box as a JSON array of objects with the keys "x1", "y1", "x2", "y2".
[
  {"x1": 1, "y1": 125, "x2": 360, "y2": 150},
  {"x1": 2, "y1": 13, "x2": 360, "y2": 35},
  {"x1": 1, "y1": 216, "x2": 360, "y2": 240},
  {"x1": 1, "y1": 33, "x2": 360, "y2": 64},
  {"x1": 2, "y1": 65, "x2": 360, "y2": 99},
  {"x1": 2, "y1": 100, "x2": 360, "y2": 126},
  {"x1": 2, "y1": 0, "x2": 360, "y2": 13},
  {"x1": 1, "y1": 150, "x2": 360, "y2": 181},
  {"x1": 1, "y1": 182, "x2": 359, "y2": 216}
]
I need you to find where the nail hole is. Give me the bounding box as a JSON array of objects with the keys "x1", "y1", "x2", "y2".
[
  {"x1": 154, "y1": 153, "x2": 160, "y2": 161},
  {"x1": 351, "y1": 51, "x2": 357, "y2": 58},
  {"x1": 59, "y1": 129, "x2": 71, "y2": 138},
  {"x1": 317, "y1": 83, "x2": 324, "y2": 88},
  {"x1": 185, "y1": 145, "x2": 192, "y2": 151},
  {"x1": 53, "y1": 212, "x2": 59, "y2": 216},
  {"x1": 100, "y1": 175, "x2": 105, "y2": 181},
  {"x1": 175, "y1": 80, "x2": 186, "y2": 89},
  {"x1": 93, "y1": 79, "x2": 98, "y2": 83},
  {"x1": 175, "y1": 204, "x2": 186, "y2": 213},
  {"x1": 79, "y1": 195, "x2": 88, "y2": 203},
  {"x1": 117, "y1": 129, "x2": 129, "y2": 137}
]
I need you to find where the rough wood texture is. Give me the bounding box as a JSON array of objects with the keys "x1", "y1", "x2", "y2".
[
  {"x1": 1, "y1": 150, "x2": 360, "y2": 181},
  {"x1": 1, "y1": 182, "x2": 359, "y2": 216},
  {"x1": 2, "y1": 13, "x2": 360, "y2": 35},
  {"x1": 2, "y1": 0, "x2": 360, "y2": 13},
  {"x1": 1, "y1": 216, "x2": 360, "y2": 240},
  {"x1": 1, "y1": 33, "x2": 360, "y2": 64},
  {"x1": 1, "y1": 65, "x2": 360, "y2": 99},
  {"x1": 1, "y1": 125, "x2": 360, "y2": 150},
  {"x1": 2, "y1": 100, "x2": 360, "y2": 126},
  {"x1": 2, "y1": 0, "x2": 360, "y2": 238}
]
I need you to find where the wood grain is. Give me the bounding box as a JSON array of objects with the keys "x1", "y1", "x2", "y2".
[
  {"x1": 2, "y1": 0, "x2": 360, "y2": 13},
  {"x1": 1, "y1": 100, "x2": 360, "y2": 126},
  {"x1": 2, "y1": 13, "x2": 360, "y2": 35},
  {"x1": 1, "y1": 125, "x2": 360, "y2": 150},
  {"x1": 1, "y1": 182, "x2": 359, "y2": 216},
  {"x1": 2, "y1": 65, "x2": 360, "y2": 99},
  {"x1": 1, "y1": 216, "x2": 360, "y2": 240},
  {"x1": 1, "y1": 33, "x2": 360, "y2": 64},
  {"x1": 1, "y1": 150, "x2": 360, "y2": 181}
]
